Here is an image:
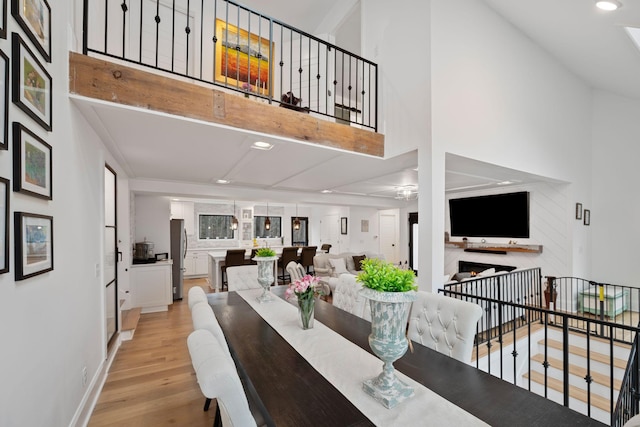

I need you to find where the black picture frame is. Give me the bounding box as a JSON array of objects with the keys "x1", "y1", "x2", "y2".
[
  {"x1": 341, "y1": 217, "x2": 348, "y2": 235},
  {"x1": 0, "y1": 0, "x2": 6, "y2": 39},
  {"x1": 13, "y1": 121, "x2": 52, "y2": 200},
  {"x1": 14, "y1": 211, "x2": 53, "y2": 280},
  {"x1": 0, "y1": 176, "x2": 8, "y2": 274},
  {"x1": 583, "y1": 209, "x2": 590, "y2": 226},
  {"x1": 12, "y1": 32, "x2": 52, "y2": 131},
  {"x1": 575, "y1": 202, "x2": 582, "y2": 220},
  {"x1": 0, "y1": 49, "x2": 7, "y2": 150},
  {"x1": 11, "y1": 0, "x2": 50, "y2": 62}
]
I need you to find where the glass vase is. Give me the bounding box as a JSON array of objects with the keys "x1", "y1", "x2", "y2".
[{"x1": 297, "y1": 295, "x2": 315, "y2": 330}]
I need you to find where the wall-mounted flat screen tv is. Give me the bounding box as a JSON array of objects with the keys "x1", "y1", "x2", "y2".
[{"x1": 449, "y1": 191, "x2": 530, "y2": 238}]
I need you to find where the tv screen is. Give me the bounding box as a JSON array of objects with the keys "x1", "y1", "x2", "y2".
[{"x1": 449, "y1": 191, "x2": 530, "y2": 238}]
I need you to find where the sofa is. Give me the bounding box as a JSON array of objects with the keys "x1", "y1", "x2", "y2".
[{"x1": 313, "y1": 251, "x2": 384, "y2": 294}]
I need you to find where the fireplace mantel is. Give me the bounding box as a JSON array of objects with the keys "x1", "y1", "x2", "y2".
[{"x1": 446, "y1": 241, "x2": 543, "y2": 254}]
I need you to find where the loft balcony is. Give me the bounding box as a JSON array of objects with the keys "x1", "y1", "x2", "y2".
[{"x1": 72, "y1": 0, "x2": 384, "y2": 157}]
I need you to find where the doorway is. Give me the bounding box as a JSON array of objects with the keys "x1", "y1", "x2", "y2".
[
  {"x1": 104, "y1": 165, "x2": 118, "y2": 348},
  {"x1": 291, "y1": 217, "x2": 309, "y2": 246},
  {"x1": 409, "y1": 212, "x2": 418, "y2": 275},
  {"x1": 379, "y1": 212, "x2": 399, "y2": 264}
]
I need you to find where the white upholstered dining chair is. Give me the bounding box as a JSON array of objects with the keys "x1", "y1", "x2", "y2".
[
  {"x1": 286, "y1": 261, "x2": 306, "y2": 283},
  {"x1": 332, "y1": 274, "x2": 371, "y2": 321},
  {"x1": 407, "y1": 291, "x2": 483, "y2": 363},
  {"x1": 187, "y1": 329, "x2": 258, "y2": 427},
  {"x1": 226, "y1": 265, "x2": 261, "y2": 291},
  {"x1": 191, "y1": 301, "x2": 230, "y2": 358},
  {"x1": 188, "y1": 286, "x2": 208, "y2": 310}
]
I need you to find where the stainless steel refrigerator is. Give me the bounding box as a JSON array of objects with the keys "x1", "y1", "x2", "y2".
[{"x1": 170, "y1": 219, "x2": 187, "y2": 300}]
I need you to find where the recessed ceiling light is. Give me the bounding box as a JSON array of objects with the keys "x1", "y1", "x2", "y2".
[
  {"x1": 321, "y1": 190, "x2": 333, "y2": 194},
  {"x1": 216, "y1": 179, "x2": 231, "y2": 184},
  {"x1": 497, "y1": 180, "x2": 513, "y2": 185},
  {"x1": 596, "y1": 0, "x2": 621, "y2": 11},
  {"x1": 252, "y1": 141, "x2": 273, "y2": 150}
]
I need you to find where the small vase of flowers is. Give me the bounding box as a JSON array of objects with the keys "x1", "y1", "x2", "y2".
[{"x1": 286, "y1": 275, "x2": 323, "y2": 330}]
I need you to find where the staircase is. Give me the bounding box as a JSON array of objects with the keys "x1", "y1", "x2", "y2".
[
  {"x1": 523, "y1": 329, "x2": 630, "y2": 425},
  {"x1": 120, "y1": 306, "x2": 141, "y2": 341}
]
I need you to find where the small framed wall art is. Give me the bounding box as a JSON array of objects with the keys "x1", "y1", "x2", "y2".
[
  {"x1": 14, "y1": 211, "x2": 53, "y2": 280},
  {"x1": 12, "y1": 32, "x2": 52, "y2": 131},
  {"x1": 13, "y1": 121, "x2": 52, "y2": 200},
  {"x1": 0, "y1": 176, "x2": 8, "y2": 274},
  {"x1": 0, "y1": 0, "x2": 6, "y2": 39},
  {"x1": 0, "y1": 48, "x2": 6, "y2": 149},
  {"x1": 575, "y1": 203, "x2": 582, "y2": 220},
  {"x1": 583, "y1": 209, "x2": 590, "y2": 226},
  {"x1": 11, "y1": 0, "x2": 50, "y2": 61},
  {"x1": 341, "y1": 217, "x2": 348, "y2": 235}
]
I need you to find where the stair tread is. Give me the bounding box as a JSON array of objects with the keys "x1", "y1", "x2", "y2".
[
  {"x1": 530, "y1": 353, "x2": 622, "y2": 389},
  {"x1": 121, "y1": 307, "x2": 142, "y2": 331},
  {"x1": 541, "y1": 338, "x2": 627, "y2": 369},
  {"x1": 524, "y1": 370, "x2": 611, "y2": 412}
]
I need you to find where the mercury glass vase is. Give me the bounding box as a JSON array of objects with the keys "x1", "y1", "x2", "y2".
[
  {"x1": 360, "y1": 288, "x2": 417, "y2": 409},
  {"x1": 297, "y1": 294, "x2": 315, "y2": 330},
  {"x1": 254, "y1": 256, "x2": 278, "y2": 303}
]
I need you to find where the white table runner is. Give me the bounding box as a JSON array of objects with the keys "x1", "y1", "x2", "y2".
[{"x1": 236, "y1": 289, "x2": 488, "y2": 426}]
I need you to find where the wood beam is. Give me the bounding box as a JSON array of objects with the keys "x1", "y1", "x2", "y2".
[{"x1": 69, "y1": 52, "x2": 384, "y2": 157}]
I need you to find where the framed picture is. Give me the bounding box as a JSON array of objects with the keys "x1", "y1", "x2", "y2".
[
  {"x1": 242, "y1": 208, "x2": 252, "y2": 220},
  {"x1": 11, "y1": 0, "x2": 50, "y2": 62},
  {"x1": 575, "y1": 203, "x2": 582, "y2": 220},
  {"x1": 361, "y1": 219, "x2": 369, "y2": 233},
  {"x1": 13, "y1": 121, "x2": 52, "y2": 199},
  {"x1": 214, "y1": 19, "x2": 274, "y2": 96},
  {"x1": 241, "y1": 221, "x2": 252, "y2": 241},
  {"x1": 0, "y1": 177, "x2": 8, "y2": 274},
  {"x1": 341, "y1": 217, "x2": 348, "y2": 235},
  {"x1": 0, "y1": 49, "x2": 7, "y2": 150},
  {"x1": 14, "y1": 211, "x2": 53, "y2": 280},
  {"x1": 0, "y1": 0, "x2": 6, "y2": 39},
  {"x1": 584, "y1": 209, "x2": 590, "y2": 226},
  {"x1": 12, "y1": 32, "x2": 52, "y2": 131}
]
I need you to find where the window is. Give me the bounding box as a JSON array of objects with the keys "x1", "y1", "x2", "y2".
[
  {"x1": 199, "y1": 215, "x2": 235, "y2": 240},
  {"x1": 254, "y1": 216, "x2": 281, "y2": 238},
  {"x1": 291, "y1": 217, "x2": 309, "y2": 246}
]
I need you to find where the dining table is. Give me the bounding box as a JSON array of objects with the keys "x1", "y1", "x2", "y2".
[{"x1": 208, "y1": 287, "x2": 606, "y2": 427}]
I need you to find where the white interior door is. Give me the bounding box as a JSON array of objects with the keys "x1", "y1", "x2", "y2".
[
  {"x1": 379, "y1": 212, "x2": 399, "y2": 264},
  {"x1": 320, "y1": 215, "x2": 340, "y2": 252}
]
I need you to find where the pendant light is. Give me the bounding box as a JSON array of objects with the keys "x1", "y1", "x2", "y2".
[
  {"x1": 265, "y1": 202, "x2": 271, "y2": 230},
  {"x1": 231, "y1": 200, "x2": 238, "y2": 230},
  {"x1": 293, "y1": 204, "x2": 301, "y2": 230}
]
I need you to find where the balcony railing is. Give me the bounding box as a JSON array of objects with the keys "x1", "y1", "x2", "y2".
[
  {"x1": 442, "y1": 273, "x2": 640, "y2": 426},
  {"x1": 82, "y1": 0, "x2": 378, "y2": 131}
]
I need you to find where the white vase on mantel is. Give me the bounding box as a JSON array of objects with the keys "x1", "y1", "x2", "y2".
[
  {"x1": 360, "y1": 287, "x2": 417, "y2": 409},
  {"x1": 254, "y1": 256, "x2": 278, "y2": 303}
]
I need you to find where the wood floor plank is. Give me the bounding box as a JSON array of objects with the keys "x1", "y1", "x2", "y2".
[{"x1": 88, "y1": 279, "x2": 215, "y2": 427}]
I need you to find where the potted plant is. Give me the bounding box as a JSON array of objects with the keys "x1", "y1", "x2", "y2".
[
  {"x1": 285, "y1": 275, "x2": 323, "y2": 329},
  {"x1": 356, "y1": 258, "x2": 418, "y2": 409},
  {"x1": 253, "y1": 247, "x2": 278, "y2": 303}
]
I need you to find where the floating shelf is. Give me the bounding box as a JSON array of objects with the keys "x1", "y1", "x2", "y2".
[{"x1": 446, "y1": 241, "x2": 543, "y2": 254}]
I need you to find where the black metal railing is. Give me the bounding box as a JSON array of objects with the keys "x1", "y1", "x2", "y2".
[
  {"x1": 82, "y1": 0, "x2": 378, "y2": 131},
  {"x1": 442, "y1": 268, "x2": 544, "y2": 344},
  {"x1": 441, "y1": 272, "x2": 640, "y2": 426},
  {"x1": 547, "y1": 277, "x2": 640, "y2": 344}
]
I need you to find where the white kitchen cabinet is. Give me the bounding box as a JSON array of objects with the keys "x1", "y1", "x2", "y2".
[
  {"x1": 130, "y1": 261, "x2": 173, "y2": 313},
  {"x1": 170, "y1": 201, "x2": 195, "y2": 235},
  {"x1": 185, "y1": 250, "x2": 208, "y2": 277}
]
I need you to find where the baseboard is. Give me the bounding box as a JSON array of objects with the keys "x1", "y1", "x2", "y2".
[{"x1": 69, "y1": 334, "x2": 121, "y2": 427}]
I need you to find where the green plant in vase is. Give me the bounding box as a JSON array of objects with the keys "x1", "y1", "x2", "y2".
[
  {"x1": 356, "y1": 258, "x2": 418, "y2": 409},
  {"x1": 253, "y1": 247, "x2": 278, "y2": 303}
]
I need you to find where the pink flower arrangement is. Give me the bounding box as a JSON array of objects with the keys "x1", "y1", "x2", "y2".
[{"x1": 285, "y1": 275, "x2": 322, "y2": 300}]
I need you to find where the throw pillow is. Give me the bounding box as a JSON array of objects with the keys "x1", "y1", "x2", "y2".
[
  {"x1": 477, "y1": 268, "x2": 495, "y2": 277},
  {"x1": 329, "y1": 258, "x2": 349, "y2": 277},
  {"x1": 352, "y1": 255, "x2": 366, "y2": 271}
]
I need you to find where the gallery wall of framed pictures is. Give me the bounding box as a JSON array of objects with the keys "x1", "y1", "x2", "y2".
[{"x1": 0, "y1": 0, "x2": 54, "y2": 280}]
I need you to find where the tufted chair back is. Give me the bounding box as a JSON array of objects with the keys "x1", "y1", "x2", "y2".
[
  {"x1": 407, "y1": 291, "x2": 483, "y2": 363},
  {"x1": 226, "y1": 265, "x2": 261, "y2": 291},
  {"x1": 188, "y1": 286, "x2": 208, "y2": 310},
  {"x1": 286, "y1": 262, "x2": 306, "y2": 283},
  {"x1": 333, "y1": 274, "x2": 370, "y2": 321}
]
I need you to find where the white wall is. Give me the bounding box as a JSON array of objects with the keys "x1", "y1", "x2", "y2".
[
  {"x1": 0, "y1": 2, "x2": 132, "y2": 424},
  {"x1": 591, "y1": 91, "x2": 640, "y2": 287},
  {"x1": 425, "y1": 0, "x2": 594, "y2": 290},
  {"x1": 134, "y1": 196, "x2": 171, "y2": 257}
]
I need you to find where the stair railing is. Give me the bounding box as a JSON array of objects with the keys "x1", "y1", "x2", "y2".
[
  {"x1": 82, "y1": 0, "x2": 379, "y2": 131},
  {"x1": 612, "y1": 323, "x2": 640, "y2": 426}
]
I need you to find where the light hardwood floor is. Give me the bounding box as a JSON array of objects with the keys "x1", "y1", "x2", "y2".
[{"x1": 88, "y1": 278, "x2": 215, "y2": 426}]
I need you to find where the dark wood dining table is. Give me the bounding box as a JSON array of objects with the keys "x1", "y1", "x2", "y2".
[{"x1": 208, "y1": 287, "x2": 605, "y2": 427}]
